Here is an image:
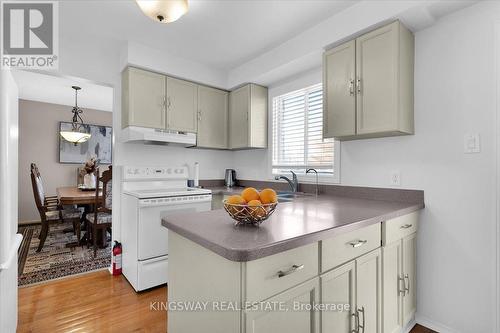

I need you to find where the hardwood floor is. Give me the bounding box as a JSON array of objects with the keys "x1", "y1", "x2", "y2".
[
  {"x1": 18, "y1": 270, "x2": 435, "y2": 333},
  {"x1": 18, "y1": 270, "x2": 167, "y2": 332}
]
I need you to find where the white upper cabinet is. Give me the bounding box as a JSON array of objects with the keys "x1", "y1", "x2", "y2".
[
  {"x1": 166, "y1": 77, "x2": 198, "y2": 133},
  {"x1": 323, "y1": 21, "x2": 414, "y2": 140},
  {"x1": 197, "y1": 86, "x2": 228, "y2": 149},
  {"x1": 229, "y1": 84, "x2": 268, "y2": 150},
  {"x1": 122, "y1": 67, "x2": 166, "y2": 129},
  {"x1": 122, "y1": 67, "x2": 268, "y2": 150},
  {"x1": 323, "y1": 40, "x2": 356, "y2": 138}
]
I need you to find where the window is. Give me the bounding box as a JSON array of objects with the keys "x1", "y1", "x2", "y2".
[{"x1": 272, "y1": 83, "x2": 337, "y2": 179}]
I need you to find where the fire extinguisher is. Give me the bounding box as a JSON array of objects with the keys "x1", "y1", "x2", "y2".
[{"x1": 112, "y1": 241, "x2": 122, "y2": 276}]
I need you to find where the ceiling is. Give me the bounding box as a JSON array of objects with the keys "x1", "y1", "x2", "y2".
[
  {"x1": 59, "y1": 0, "x2": 359, "y2": 70},
  {"x1": 12, "y1": 70, "x2": 114, "y2": 112}
]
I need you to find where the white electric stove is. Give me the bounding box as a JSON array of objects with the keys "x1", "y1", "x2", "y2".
[{"x1": 121, "y1": 166, "x2": 211, "y2": 291}]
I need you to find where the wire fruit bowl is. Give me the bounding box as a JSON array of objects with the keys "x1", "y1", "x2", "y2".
[{"x1": 223, "y1": 200, "x2": 278, "y2": 226}]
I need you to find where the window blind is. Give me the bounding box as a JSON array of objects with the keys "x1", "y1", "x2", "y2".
[{"x1": 272, "y1": 83, "x2": 335, "y2": 175}]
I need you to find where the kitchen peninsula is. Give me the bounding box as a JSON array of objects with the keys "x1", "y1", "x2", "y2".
[{"x1": 162, "y1": 187, "x2": 424, "y2": 333}]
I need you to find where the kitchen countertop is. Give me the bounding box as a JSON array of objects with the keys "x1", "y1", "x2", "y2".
[{"x1": 162, "y1": 194, "x2": 424, "y2": 262}]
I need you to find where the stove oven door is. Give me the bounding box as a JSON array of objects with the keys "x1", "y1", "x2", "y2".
[{"x1": 137, "y1": 196, "x2": 211, "y2": 260}]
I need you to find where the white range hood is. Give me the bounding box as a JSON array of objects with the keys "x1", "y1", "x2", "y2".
[{"x1": 121, "y1": 126, "x2": 196, "y2": 147}]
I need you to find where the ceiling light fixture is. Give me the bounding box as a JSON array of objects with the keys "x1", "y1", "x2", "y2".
[
  {"x1": 60, "y1": 86, "x2": 91, "y2": 145},
  {"x1": 135, "y1": 0, "x2": 188, "y2": 23}
]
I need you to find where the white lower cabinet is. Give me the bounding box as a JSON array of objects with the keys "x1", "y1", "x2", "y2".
[
  {"x1": 321, "y1": 249, "x2": 381, "y2": 333},
  {"x1": 168, "y1": 213, "x2": 418, "y2": 333},
  {"x1": 321, "y1": 261, "x2": 356, "y2": 332},
  {"x1": 402, "y1": 233, "x2": 417, "y2": 326},
  {"x1": 382, "y1": 213, "x2": 418, "y2": 333},
  {"x1": 244, "y1": 278, "x2": 320, "y2": 333}
]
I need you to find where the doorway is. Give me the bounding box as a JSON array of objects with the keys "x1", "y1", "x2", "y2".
[{"x1": 12, "y1": 70, "x2": 115, "y2": 286}]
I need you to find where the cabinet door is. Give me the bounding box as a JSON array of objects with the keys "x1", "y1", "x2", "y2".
[
  {"x1": 197, "y1": 86, "x2": 228, "y2": 149},
  {"x1": 382, "y1": 241, "x2": 403, "y2": 333},
  {"x1": 356, "y1": 21, "x2": 399, "y2": 135},
  {"x1": 356, "y1": 249, "x2": 382, "y2": 333},
  {"x1": 249, "y1": 84, "x2": 268, "y2": 148},
  {"x1": 321, "y1": 261, "x2": 356, "y2": 333},
  {"x1": 229, "y1": 85, "x2": 250, "y2": 149},
  {"x1": 167, "y1": 77, "x2": 198, "y2": 132},
  {"x1": 244, "y1": 278, "x2": 319, "y2": 333},
  {"x1": 402, "y1": 233, "x2": 416, "y2": 326},
  {"x1": 323, "y1": 40, "x2": 356, "y2": 138},
  {"x1": 124, "y1": 67, "x2": 166, "y2": 129}
]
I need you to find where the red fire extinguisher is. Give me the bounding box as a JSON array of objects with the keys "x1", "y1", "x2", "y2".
[{"x1": 112, "y1": 241, "x2": 122, "y2": 276}]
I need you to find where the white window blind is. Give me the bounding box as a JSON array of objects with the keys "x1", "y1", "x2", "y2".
[{"x1": 272, "y1": 83, "x2": 335, "y2": 175}]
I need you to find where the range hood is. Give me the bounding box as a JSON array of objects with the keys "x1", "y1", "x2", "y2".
[{"x1": 122, "y1": 126, "x2": 196, "y2": 147}]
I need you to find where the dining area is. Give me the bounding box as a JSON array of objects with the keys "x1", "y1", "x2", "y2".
[{"x1": 17, "y1": 161, "x2": 113, "y2": 287}]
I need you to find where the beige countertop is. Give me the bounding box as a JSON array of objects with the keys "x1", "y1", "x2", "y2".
[{"x1": 162, "y1": 193, "x2": 424, "y2": 262}]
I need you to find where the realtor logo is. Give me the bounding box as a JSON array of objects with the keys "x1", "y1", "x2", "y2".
[{"x1": 1, "y1": 1, "x2": 58, "y2": 69}]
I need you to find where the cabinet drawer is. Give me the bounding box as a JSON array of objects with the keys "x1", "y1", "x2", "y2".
[
  {"x1": 321, "y1": 223, "x2": 381, "y2": 272},
  {"x1": 382, "y1": 211, "x2": 419, "y2": 245},
  {"x1": 245, "y1": 242, "x2": 318, "y2": 303}
]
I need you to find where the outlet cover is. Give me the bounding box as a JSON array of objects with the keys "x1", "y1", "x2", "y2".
[{"x1": 390, "y1": 170, "x2": 401, "y2": 186}]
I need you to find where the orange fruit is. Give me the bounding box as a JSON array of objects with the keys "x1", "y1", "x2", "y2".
[
  {"x1": 259, "y1": 188, "x2": 278, "y2": 204},
  {"x1": 226, "y1": 195, "x2": 246, "y2": 205},
  {"x1": 226, "y1": 195, "x2": 246, "y2": 215},
  {"x1": 248, "y1": 199, "x2": 266, "y2": 218},
  {"x1": 241, "y1": 187, "x2": 260, "y2": 203}
]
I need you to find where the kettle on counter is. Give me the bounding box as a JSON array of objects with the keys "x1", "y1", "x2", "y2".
[{"x1": 224, "y1": 169, "x2": 236, "y2": 188}]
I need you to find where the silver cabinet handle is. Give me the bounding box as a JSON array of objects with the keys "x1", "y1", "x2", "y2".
[
  {"x1": 358, "y1": 307, "x2": 365, "y2": 333},
  {"x1": 404, "y1": 274, "x2": 410, "y2": 294},
  {"x1": 167, "y1": 96, "x2": 171, "y2": 108},
  {"x1": 351, "y1": 311, "x2": 359, "y2": 333},
  {"x1": 356, "y1": 78, "x2": 361, "y2": 94},
  {"x1": 349, "y1": 79, "x2": 354, "y2": 96},
  {"x1": 197, "y1": 110, "x2": 202, "y2": 121},
  {"x1": 398, "y1": 275, "x2": 406, "y2": 296},
  {"x1": 348, "y1": 239, "x2": 367, "y2": 248},
  {"x1": 277, "y1": 264, "x2": 304, "y2": 278},
  {"x1": 400, "y1": 224, "x2": 413, "y2": 229}
]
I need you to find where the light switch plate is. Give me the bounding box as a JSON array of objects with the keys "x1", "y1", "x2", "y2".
[{"x1": 464, "y1": 133, "x2": 480, "y2": 153}]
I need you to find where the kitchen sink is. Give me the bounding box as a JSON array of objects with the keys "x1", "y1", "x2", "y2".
[{"x1": 276, "y1": 191, "x2": 312, "y2": 202}]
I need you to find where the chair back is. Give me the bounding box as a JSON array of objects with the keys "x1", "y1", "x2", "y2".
[
  {"x1": 95, "y1": 166, "x2": 112, "y2": 214},
  {"x1": 30, "y1": 163, "x2": 45, "y2": 213}
]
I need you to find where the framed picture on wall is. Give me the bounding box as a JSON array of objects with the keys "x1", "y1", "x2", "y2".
[{"x1": 59, "y1": 122, "x2": 112, "y2": 164}]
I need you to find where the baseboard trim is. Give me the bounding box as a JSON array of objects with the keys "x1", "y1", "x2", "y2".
[
  {"x1": 416, "y1": 313, "x2": 459, "y2": 333},
  {"x1": 402, "y1": 318, "x2": 416, "y2": 333}
]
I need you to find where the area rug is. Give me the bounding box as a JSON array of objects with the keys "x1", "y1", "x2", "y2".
[{"x1": 18, "y1": 221, "x2": 111, "y2": 287}]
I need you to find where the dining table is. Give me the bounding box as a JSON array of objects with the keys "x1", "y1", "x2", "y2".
[
  {"x1": 57, "y1": 186, "x2": 104, "y2": 247},
  {"x1": 57, "y1": 186, "x2": 102, "y2": 205}
]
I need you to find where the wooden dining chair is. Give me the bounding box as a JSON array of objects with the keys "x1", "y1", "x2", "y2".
[
  {"x1": 30, "y1": 163, "x2": 83, "y2": 252},
  {"x1": 86, "y1": 166, "x2": 112, "y2": 257}
]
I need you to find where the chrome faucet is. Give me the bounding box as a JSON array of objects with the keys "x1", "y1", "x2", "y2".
[
  {"x1": 275, "y1": 171, "x2": 298, "y2": 193},
  {"x1": 306, "y1": 168, "x2": 319, "y2": 196}
]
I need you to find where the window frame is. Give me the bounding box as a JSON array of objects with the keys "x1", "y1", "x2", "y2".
[{"x1": 268, "y1": 83, "x2": 340, "y2": 184}]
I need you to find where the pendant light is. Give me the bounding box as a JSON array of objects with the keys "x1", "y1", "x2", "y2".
[
  {"x1": 60, "y1": 86, "x2": 91, "y2": 145},
  {"x1": 135, "y1": 0, "x2": 188, "y2": 23}
]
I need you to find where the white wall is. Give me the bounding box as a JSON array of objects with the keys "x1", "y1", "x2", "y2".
[{"x1": 235, "y1": 2, "x2": 499, "y2": 332}]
